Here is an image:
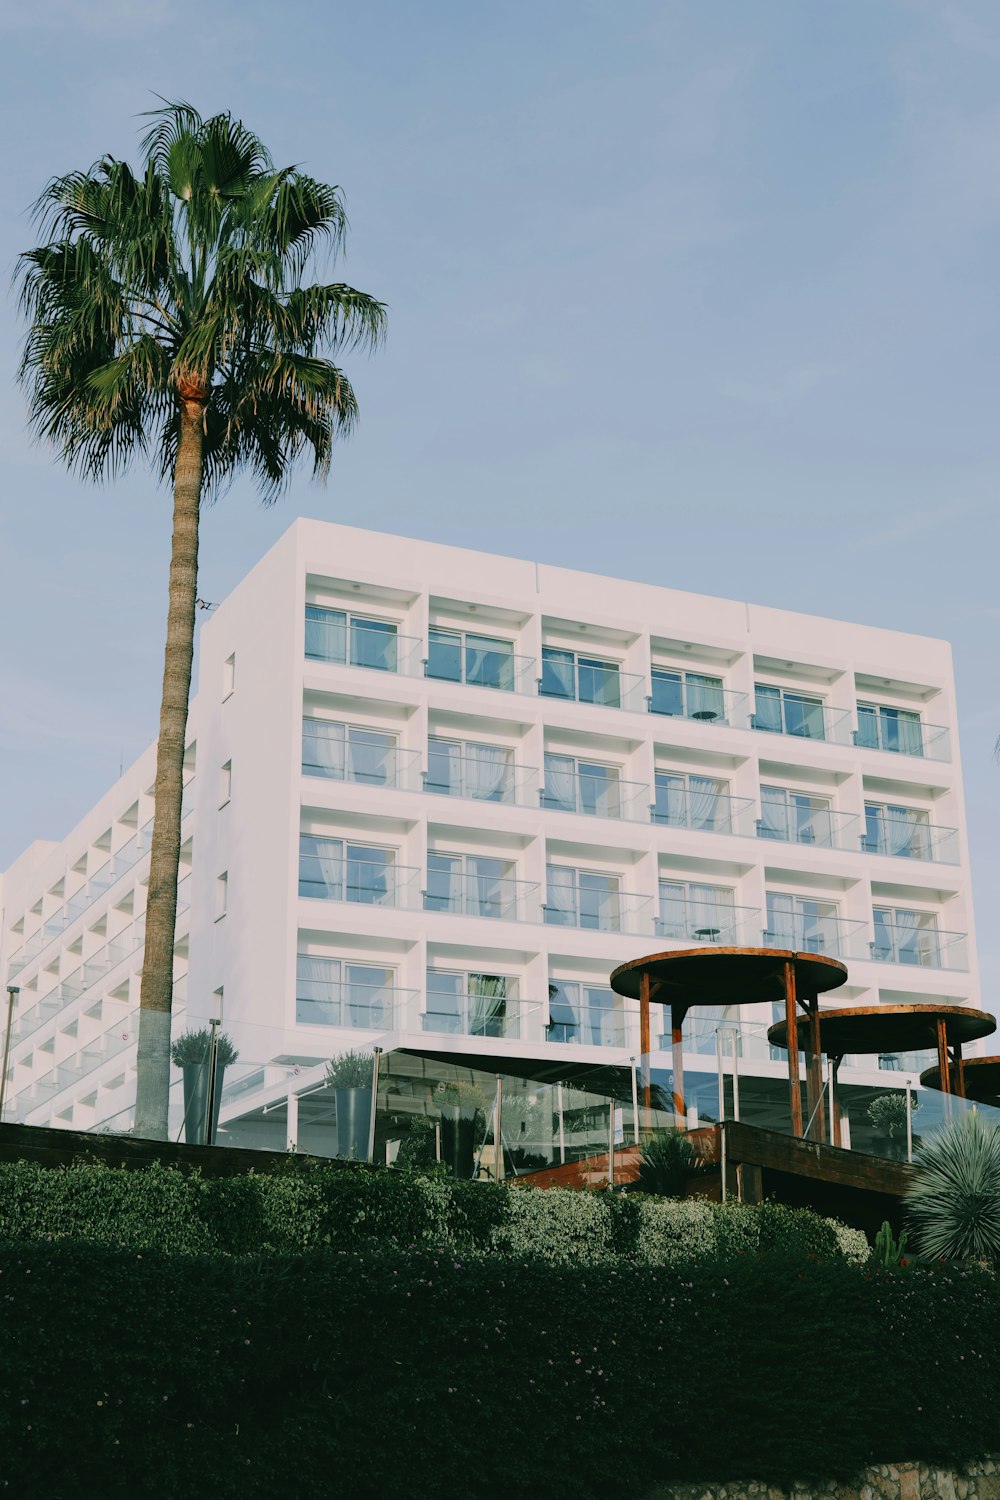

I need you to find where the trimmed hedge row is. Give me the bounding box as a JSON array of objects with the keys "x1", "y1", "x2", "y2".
[
  {"x1": 0, "y1": 1157, "x2": 869, "y2": 1264},
  {"x1": 0, "y1": 1241, "x2": 997, "y2": 1499}
]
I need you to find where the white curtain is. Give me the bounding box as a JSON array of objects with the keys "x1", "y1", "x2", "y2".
[
  {"x1": 894, "y1": 908, "x2": 922, "y2": 964},
  {"x1": 886, "y1": 805, "x2": 914, "y2": 857},
  {"x1": 468, "y1": 744, "x2": 510, "y2": 801},
  {"x1": 658, "y1": 881, "x2": 685, "y2": 938},
  {"x1": 547, "y1": 980, "x2": 579, "y2": 1038},
  {"x1": 544, "y1": 754, "x2": 578, "y2": 811},
  {"x1": 297, "y1": 954, "x2": 341, "y2": 1023},
  {"x1": 689, "y1": 883, "x2": 733, "y2": 937},
  {"x1": 542, "y1": 649, "x2": 576, "y2": 698},
  {"x1": 686, "y1": 674, "x2": 724, "y2": 720},
  {"x1": 470, "y1": 974, "x2": 508, "y2": 1035},
  {"x1": 304, "y1": 718, "x2": 345, "y2": 779},
  {"x1": 898, "y1": 712, "x2": 923, "y2": 756},
  {"x1": 546, "y1": 865, "x2": 577, "y2": 925},
  {"x1": 305, "y1": 605, "x2": 346, "y2": 662},
  {"x1": 655, "y1": 774, "x2": 687, "y2": 826},
  {"x1": 759, "y1": 786, "x2": 787, "y2": 840},
  {"x1": 302, "y1": 836, "x2": 344, "y2": 900},
  {"x1": 689, "y1": 776, "x2": 723, "y2": 831},
  {"x1": 754, "y1": 685, "x2": 783, "y2": 733}
]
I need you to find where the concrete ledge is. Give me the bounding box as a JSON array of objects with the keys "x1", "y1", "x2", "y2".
[{"x1": 646, "y1": 1457, "x2": 1000, "y2": 1500}]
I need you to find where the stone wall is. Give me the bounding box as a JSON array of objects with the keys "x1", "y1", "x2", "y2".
[{"x1": 647, "y1": 1456, "x2": 1000, "y2": 1500}]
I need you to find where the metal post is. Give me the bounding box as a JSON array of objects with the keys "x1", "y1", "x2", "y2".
[
  {"x1": 629, "y1": 1057, "x2": 640, "y2": 1145},
  {"x1": 203, "y1": 1018, "x2": 221, "y2": 1146},
  {"x1": 366, "y1": 1047, "x2": 382, "y2": 1165},
  {"x1": 556, "y1": 1082, "x2": 566, "y2": 1163},
  {"x1": 286, "y1": 1089, "x2": 299, "y2": 1153},
  {"x1": 495, "y1": 1075, "x2": 504, "y2": 1182},
  {"x1": 827, "y1": 1058, "x2": 836, "y2": 1145},
  {"x1": 608, "y1": 1100, "x2": 615, "y2": 1190},
  {"x1": 671, "y1": 1002, "x2": 686, "y2": 1128},
  {"x1": 906, "y1": 1083, "x2": 913, "y2": 1164},
  {"x1": 719, "y1": 1120, "x2": 727, "y2": 1204},
  {"x1": 784, "y1": 960, "x2": 803, "y2": 1137},
  {"x1": 730, "y1": 1027, "x2": 740, "y2": 1123},
  {"x1": 0, "y1": 987, "x2": 19, "y2": 1124},
  {"x1": 639, "y1": 972, "x2": 652, "y2": 1115},
  {"x1": 716, "y1": 1025, "x2": 726, "y2": 1123}
]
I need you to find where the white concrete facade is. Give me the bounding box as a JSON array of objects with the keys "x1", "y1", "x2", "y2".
[{"x1": 0, "y1": 520, "x2": 981, "y2": 1139}]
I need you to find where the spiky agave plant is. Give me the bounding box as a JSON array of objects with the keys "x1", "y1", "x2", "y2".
[{"x1": 906, "y1": 1111, "x2": 1000, "y2": 1263}]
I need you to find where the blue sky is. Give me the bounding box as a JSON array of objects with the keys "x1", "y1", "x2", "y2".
[{"x1": 2, "y1": 1, "x2": 999, "y2": 984}]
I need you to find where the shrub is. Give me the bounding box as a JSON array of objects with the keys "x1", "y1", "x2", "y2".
[
  {"x1": 636, "y1": 1128, "x2": 698, "y2": 1196},
  {"x1": 324, "y1": 1049, "x2": 374, "y2": 1088},
  {"x1": 170, "y1": 1027, "x2": 239, "y2": 1067},
  {"x1": 907, "y1": 1111, "x2": 1000, "y2": 1262}
]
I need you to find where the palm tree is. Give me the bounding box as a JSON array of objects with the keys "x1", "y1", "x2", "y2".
[{"x1": 17, "y1": 103, "x2": 386, "y2": 1139}]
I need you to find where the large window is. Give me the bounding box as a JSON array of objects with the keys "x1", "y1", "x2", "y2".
[
  {"x1": 298, "y1": 836, "x2": 394, "y2": 904},
  {"x1": 650, "y1": 669, "x2": 725, "y2": 722},
  {"x1": 864, "y1": 803, "x2": 930, "y2": 859},
  {"x1": 541, "y1": 647, "x2": 621, "y2": 707},
  {"x1": 305, "y1": 606, "x2": 398, "y2": 672},
  {"x1": 426, "y1": 629, "x2": 515, "y2": 690},
  {"x1": 754, "y1": 685, "x2": 825, "y2": 739},
  {"x1": 759, "y1": 786, "x2": 833, "y2": 846},
  {"x1": 302, "y1": 719, "x2": 397, "y2": 786},
  {"x1": 426, "y1": 737, "x2": 513, "y2": 802},
  {"x1": 856, "y1": 703, "x2": 923, "y2": 756},
  {"x1": 424, "y1": 971, "x2": 516, "y2": 1037},
  {"x1": 765, "y1": 891, "x2": 841, "y2": 954},
  {"x1": 425, "y1": 853, "x2": 516, "y2": 919},
  {"x1": 872, "y1": 906, "x2": 938, "y2": 965},
  {"x1": 295, "y1": 955, "x2": 393, "y2": 1027},
  {"x1": 545, "y1": 866, "x2": 621, "y2": 931},
  {"x1": 653, "y1": 772, "x2": 729, "y2": 832},
  {"x1": 543, "y1": 754, "x2": 621, "y2": 818},
  {"x1": 547, "y1": 980, "x2": 622, "y2": 1046},
  {"x1": 658, "y1": 881, "x2": 735, "y2": 941}
]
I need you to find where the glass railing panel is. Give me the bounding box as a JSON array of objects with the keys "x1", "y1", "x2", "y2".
[
  {"x1": 751, "y1": 700, "x2": 854, "y2": 745},
  {"x1": 866, "y1": 926, "x2": 968, "y2": 971},
  {"x1": 854, "y1": 717, "x2": 951, "y2": 763},
  {"x1": 860, "y1": 822, "x2": 959, "y2": 865},
  {"x1": 651, "y1": 788, "x2": 755, "y2": 837},
  {"x1": 301, "y1": 727, "x2": 422, "y2": 792},
  {"x1": 541, "y1": 773, "x2": 649, "y2": 823},
  {"x1": 648, "y1": 682, "x2": 749, "y2": 728},
  {"x1": 424, "y1": 647, "x2": 536, "y2": 695},
  {"x1": 305, "y1": 617, "x2": 423, "y2": 676},
  {"x1": 423, "y1": 756, "x2": 537, "y2": 807},
  {"x1": 294, "y1": 980, "x2": 415, "y2": 1029},
  {"x1": 756, "y1": 807, "x2": 860, "y2": 851},
  {"x1": 424, "y1": 875, "x2": 539, "y2": 923},
  {"x1": 546, "y1": 1004, "x2": 638, "y2": 1048},
  {"x1": 543, "y1": 890, "x2": 652, "y2": 935},
  {"x1": 418, "y1": 994, "x2": 537, "y2": 1041},
  {"x1": 297, "y1": 860, "x2": 421, "y2": 909},
  {"x1": 655, "y1": 904, "x2": 761, "y2": 947},
  {"x1": 539, "y1": 661, "x2": 646, "y2": 713},
  {"x1": 762, "y1": 916, "x2": 869, "y2": 961}
]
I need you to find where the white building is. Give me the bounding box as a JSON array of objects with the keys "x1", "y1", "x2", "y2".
[{"x1": 0, "y1": 521, "x2": 981, "y2": 1154}]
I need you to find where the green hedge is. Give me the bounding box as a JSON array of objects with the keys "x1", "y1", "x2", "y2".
[
  {"x1": 0, "y1": 1158, "x2": 868, "y2": 1264},
  {"x1": 0, "y1": 1241, "x2": 996, "y2": 1499}
]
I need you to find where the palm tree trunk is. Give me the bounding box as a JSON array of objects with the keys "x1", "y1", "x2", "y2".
[{"x1": 133, "y1": 402, "x2": 204, "y2": 1140}]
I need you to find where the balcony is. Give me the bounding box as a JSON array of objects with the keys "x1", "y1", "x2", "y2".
[
  {"x1": 543, "y1": 889, "x2": 652, "y2": 936},
  {"x1": 301, "y1": 723, "x2": 422, "y2": 791},
  {"x1": 305, "y1": 612, "x2": 423, "y2": 676},
  {"x1": 298, "y1": 859, "x2": 422, "y2": 910},
  {"x1": 762, "y1": 915, "x2": 869, "y2": 961},
  {"x1": 295, "y1": 978, "x2": 415, "y2": 1029},
  {"x1": 751, "y1": 697, "x2": 853, "y2": 746},
  {"x1": 756, "y1": 806, "x2": 860, "y2": 851},
  {"x1": 541, "y1": 770, "x2": 649, "y2": 823},
  {"x1": 547, "y1": 1005, "x2": 637, "y2": 1048},
  {"x1": 424, "y1": 874, "x2": 539, "y2": 923},
  {"x1": 648, "y1": 677, "x2": 749, "y2": 728},
  {"x1": 860, "y1": 820, "x2": 959, "y2": 865},
  {"x1": 868, "y1": 925, "x2": 969, "y2": 971},
  {"x1": 652, "y1": 786, "x2": 755, "y2": 837},
  {"x1": 417, "y1": 992, "x2": 538, "y2": 1041},
  {"x1": 655, "y1": 903, "x2": 762, "y2": 947},
  {"x1": 539, "y1": 655, "x2": 647, "y2": 713},
  {"x1": 424, "y1": 754, "x2": 538, "y2": 808},
  {"x1": 855, "y1": 712, "x2": 950, "y2": 763},
  {"x1": 424, "y1": 639, "x2": 537, "y2": 695}
]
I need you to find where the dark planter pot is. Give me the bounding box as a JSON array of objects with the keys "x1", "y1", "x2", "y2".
[
  {"x1": 336, "y1": 1086, "x2": 372, "y2": 1160},
  {"x1": 180, "y1": 1062, "x2": 227, "y2": 1145},
  {"x1": 440, "y1": 1104, "x2": 477, "y2": 1179}
]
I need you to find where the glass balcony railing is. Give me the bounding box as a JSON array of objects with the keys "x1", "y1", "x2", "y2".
[
  {"x1": 867, "y1": 925, "x2": 969, "y2": 971},
  {"x1": 854, "y1": 714, "x2": 950, "y2": 762},
  {"x1": 651, "y1": 787, "x2": 755, "y2": 837},
  {"x1": 305, "y1": 616, "x2": 423, "y2": 676},
  {"x1": 541, "y1": 772, "x2": 649, "y2": 823},
  {"x1": 655, "y1": 903, "x2": 761, "y2": 947},
  {"x1": 424, "y1": 875, "x2": 539, "y2": 923},
  {"x1": 547, "y1": 1005, "x2": 638, "y2": 1048},
  {"x1": 417, "y1": 993, "x2": 538, "y2": 1041},
  {"x1": 751, "y1": 698, "x2": 854, "y2": 745},
  {"x1": 756, "y1": 806, "x2": 860, "y2": 851},
  {"x1": 762, "y1": 915, "x2": 869, "y2": 961},
  {"x1": 298, "y1": 860, "x2": 421, "y2": 909},
  {"x1": 648, "y1": 680, "x2": 749, "y2": 728},
  {"x1": 301, "y1": 724, "x2": 422, "y2": 791},
  {"x1": 294, "y1": 979, "x2": 416, "y2": 1029},
  {"x1": 424, "y1": 646, "x2": 537, "y2": 695},
  {"x1": 424, "y1": 755, "x2": 538, "y2": 807},
  {"x1": 7, "y1": 785, "x2": 194, "y2": 980},
  {"x1": 539, "y1": 658, "x2": 647, "y2": 713},
  {"x1": 543, "y1": 889, "x2": 652, "y2": 935},
  {"x1": 860, "y1": 820, "x2": 959, "y2": 865}
]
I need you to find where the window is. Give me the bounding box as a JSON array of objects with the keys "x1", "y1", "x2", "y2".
[
  {"x1": 863, "y1": 803, "x2": 930, "y2": 859},
  {"x1": 219, "y1": 762, "x2": 232, "y2": 808},
  {"x1": 658, "y1": 881, "x2": 735, "y2": 941},
  {"x1": 215, "y1": 872, "x2": 228, "y2": 920},
  {"x1": 296, "y1": 955, "x2": 393, "y2": 1027},
  {"x1": 426, "y1": 737, "x2": 513, "y2": 802},
  {"x1": 857, "y1": 703, "x2": 923, "y2": 756},
  {"x1": 543, "y1": 754, "x2": 621, "y2": 818},
  {"x1": 302, "y1": 719, "x2": 397, "y2": 787},
  {"x1": 872, "y1": 907, "x2": 938, "y2": 965},
  {"x1": 298, "y1": 836, "x2": 395, "y2": 905},
  {"x1": 653, "y1": 772, "x2": 729, "y2": 832},
  {"x1": 545, "y1": 866, "x2": 620, "y2": 931},
  {"x1": 541, "y1": 647, "x2": 620, "y2": 707},
  {"x1": 547, "y1": 980, "x2": 621, "y2": 1046},
  {"x1": 754, "y1": 685, "x2": 825, "y2": 739},
  {"x1": 765, "y1": 892, "x2": 840, "y2": 954},
  {"x1": 650, "y1": 669, "x2": 725, "y2": 722},
  {"x1": 426, "y1": 629, "x2": 516, "y2": 690},
  {"x1": 425, "y1": 972, "x2": 516, "y2": 1037},
  {"x1": 223, "y1": 654, "x2": 236, "y2": 698},
  {"x1": 759, "y1": 786, "x2": 833, "y2": 846},
  {"x1": 425, "y1": 853, "x2": 515, "y2": 919},
  {"x1": 305, "y1": 606, "x2": 398, "y2": 672}
]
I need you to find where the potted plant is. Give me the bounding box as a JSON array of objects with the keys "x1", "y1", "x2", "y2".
[
  {"x1": 171, "y1": 1028, "x2": 239, "y2": 1145},
  {"x1": 868, "y1": 1092, "x2": 920, "y2": 1161},
  {"x1": 326, "y1": 1050, "x2": 376, "y2": 1160},
  {"x1": 435, "y1": 1079, "x2": 485, "y2": 1180}
]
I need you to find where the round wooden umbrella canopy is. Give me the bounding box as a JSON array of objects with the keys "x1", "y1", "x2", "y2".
[
  {"x1": 920, "y1": 1055, "x2": 1000, "y2": 1104},
  {"x1": 609, "y1": 947, "x2": 848, "y2": 1140}
]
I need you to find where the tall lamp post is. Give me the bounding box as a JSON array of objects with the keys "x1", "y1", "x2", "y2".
[{"x1": 0, "y1": 986, "x2": 19, "y2": 1123}]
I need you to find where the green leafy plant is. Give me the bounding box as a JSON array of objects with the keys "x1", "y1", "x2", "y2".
[
  {"x1": 170, "y1": 1028, "x2": 238, "y2": 1068},
  {"x1": 868, "y1": 1092, "x2": 919, "y2": 1136},
  {"x1": 325, "y1": 1050, "x2": 375, "y2": 1089},
  {"x1": 907, "y1": 1111, "x2": 1000, "y2": 1263},
  {"x1": 871, "y1": 1219, "x2": 908, "y2": 1270},
  {"x1": 637, "y1": 1128, "x2": 701, "y2": 1198}
]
